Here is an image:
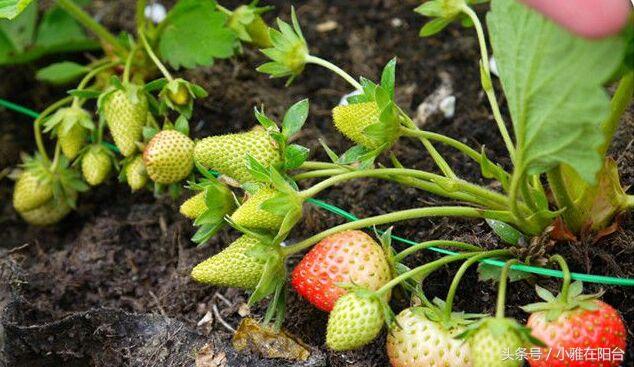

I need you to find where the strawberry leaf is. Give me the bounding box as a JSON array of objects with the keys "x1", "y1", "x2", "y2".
[
  {"x1": 283, "y1": 144, "x2": 309, "y2": 170},
  {"x1": 282, "y1": 98, "x2": 309, "y2": 139},
  {"x1": 487, "y1": 0, "x2": 625, "y2": 184},
  {"x1": 0, "y1": 0, "x2": 34, "y2": 20},
  {"x1": 158, "y1": 0, "x2": 236, "y2": 69},
  {"x1": 36, "y1": 61, "x2": 87, "y2": 85},
  {"x1": 380, "y1": 58, "x2": 396, "y2": 100},
  {"x1": 485, "y1": 219, "x2": 524, "y2": 245}
]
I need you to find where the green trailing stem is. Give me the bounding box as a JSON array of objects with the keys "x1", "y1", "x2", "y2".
[
  {"x1": 400, "y1": 126, "x2": 510, "y2": 181},
  {"x1": 305, "y1": 55, "x2": 363, "y2": 91},
  {"x1": 398, "y1": 112, "x2": 457, "y2": 178},
  {"x1": 297, "y1": 168, "x2": 510, "y2": 210},
  {"x1": 72, "y1": 61, "x2": 121, "y2": 107},
  {"x1": 55, "y1": 0, "x2": 128, "y2": 55},
  {"x1": 375, "y1": 252, "x2": 481, "y2": 297},
  {"x1": 460, "y1": 5, "x2": 516, "y2": 163},
  {"x1": 549, "y1": 254, "x2": 571, "y2": 302},
  {"x1": 443, "y1": 249, "x2": 511, "y2": 319},
  {"x1": 140, "y1": 32, "x2": 174, "y2": 82},
  {"x1": 496, "y1": 259, "x2": 519, "y2": 319},
  {"x1": 281, "y1": 206, "x2": 515, "y2": 256},
  {"x1": 508, "y1": 170, "x2": 544, "y2": 234}
]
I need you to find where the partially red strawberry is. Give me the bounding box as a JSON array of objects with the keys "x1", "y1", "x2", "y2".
[
  {"x1": 523, "y1": 283, "x2": 626, "y2": 367},
  {"x1": 291, "y1": 230, "x2": 392, "y2": 312}
]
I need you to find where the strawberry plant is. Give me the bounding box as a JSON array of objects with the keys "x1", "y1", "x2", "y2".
[
  {"x1": 2, "y1": 0, "x2": 632, "y2": 365},
  {"x1": 177, "y1": 0, "x2": 630, "y2": 364},
  {"x1": 2, "y1": 0, "x2": 274, "y2": 225}
]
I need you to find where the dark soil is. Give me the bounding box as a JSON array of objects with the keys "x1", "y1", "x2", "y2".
[{"x1": 1, "y1": 0, "x2": 633, "y2": 366}]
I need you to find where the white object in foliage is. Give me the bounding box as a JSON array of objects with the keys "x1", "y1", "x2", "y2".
[
  {"x1": 489, "y1": 55, "x2": 499, "y2": 77},
  {"x1": 338, "y1": 90, "x2": 363, "y2": 106},
  {"x1": 145, "y1": 3, "x2": 167, "y2": 24},
  {"x1": 439, "y1": 96, "x2": 456, "y2": 119}
]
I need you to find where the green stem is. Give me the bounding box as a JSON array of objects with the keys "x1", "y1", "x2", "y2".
[
  {"x1": 72, "y1": 61, "x2": 121, "y2": 107},
  {"x1": 293, "y1": 168, "x2": 348, "y2": 180},
  {"x1": 298, "y1": 168, "x2": 509, "y2": 209},
  {"x1": 55, "y1": 0, "x2": 127, "y2": 55},
  {"x1": 122, "y1": 44, "x2": 137, "y2": 84},
  {"x1": 546, "y1": 167, "x2": 578, "y2": 230},
  {"x1": 495, "y1": 259, "x2": 519, "y2": 318},
  {"x1": 599, "y1": 71, "x2": 634, "y2": 156},
  {"x1": 395, "y1": 240, "x2": 482, "y2": 262},
  {"x1": 400, "y1": 126, "x2": 509, "y2": 182},
  {"x1": 305, "y1": 55, "x2": 362, "y2": 91},
  {"x1": 50, "y1": 143, "x2": 62, "y2": 171},
  {"x1": 509, "y1": 170, "x2": 540, "y2": 234},
  {"x1": 376, "y1": 252, "x2": 479, "y2": 297},
  {"x1": 398, "y1": 117, "x2": 456, "y2": 179},
  {"x1": 299, "y1": 161, "x2": 346, "y2": 170},
  {"x1": 461, "y1": 5, "x2": 516, "y2": 163},
  {"x1": 33, "y1": 97, "x2": 74, "y2": 162},
  {"x1": 281, "y1": 206, "x2": 512, "y2": 256},
  {"x1": 136, "y1": 0, "x2": 147, "y2": 32},
  {"x1": 140, "y1": 32, "x2": 173, "y2": 82},
  {"x1": 216, "y1": 4, "x2": 233, "y2": 15},
  {"x1": 444, "y1": 249, "x2": 511, "y2": 319},
  {"x1": 549, "y1": 254, "x2": 571, "y2": 301}
]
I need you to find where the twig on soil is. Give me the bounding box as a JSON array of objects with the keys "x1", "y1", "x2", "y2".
[
  {"x1": 212, "y1": 303, "x2": 236, "y2": 333},
  {"x1": 214, "y1": 292, "x2": 233, "y2": 307},
  {"x1": 149, "y1": 290, "x2": 167, "y2": 316},
  {"x1": 6, "y1": 243, "x2": 30, "y2": 255}
]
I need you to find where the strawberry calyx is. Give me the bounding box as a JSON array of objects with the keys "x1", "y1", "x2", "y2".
[
  {"x1": 22, "y1": 153, "x2": 88, "y2": 210},
  {"x1": 226, "y1": 1, "x2": 274, "y2": 48},
  {"x1": 520, "y1": 255, "x2": 603, "y2": 322},
  {"x1": 331, "y1": 59, "x2": 401, "y2": 164},
  {"x1": 157, "y1": 78, "x2": 208, "y2": 118},
  {"x1": 457, "y1": 317, "x2": 545, "y2": 347},
  {"x1": 187, "y1": 165, "x2": 237, "y2": 246},
  {"x1": 417, "y1": 298, "x2": 487, "y2": 333},
  {"x1": 257, "y1": 7, "x2": 309, "y2": 85}
]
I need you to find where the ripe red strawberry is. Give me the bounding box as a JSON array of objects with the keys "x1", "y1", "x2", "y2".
[
  {"x1": 524, "y1": 295, "x2": 626, "y2": 367},
  {"x1": 326, "y1": 291, "x2": 385, "y2": 351},
  {"x1": 143, "y1": 129, "x2": 194, "y2": 184},
  {"x1": 291, "y1": 230, "x2": 392, "y2": 312},
  {"x1": 101, "y1": 86, "x2": 148, "y2": 157},
  {"x1": 387, "y1": 307, "x2": 471, "y2": 367}
]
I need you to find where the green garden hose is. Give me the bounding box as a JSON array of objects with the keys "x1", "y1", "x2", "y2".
[{"x1": 1, "y1": 97, "x2": 632, "y2": 287}]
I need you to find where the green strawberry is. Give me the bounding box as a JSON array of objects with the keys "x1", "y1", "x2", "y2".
[
  {"x1": 124, "y1": 155, "x2": 147, "y2": 191},
  {"x1": 13, "y1": 169, "x2": 53, "y2": 213},
  {"x1": 230, "y1": 186, "x2": 284, "y2": 231},
  {"x1": 180, "y1": 191, "x2": 207, "y2": 219},
  {"x1": 326, "y1": 292, "x2": 385, "y2": 351},
  {"x1": 194, "y1": 127, "x2": 281, "y2": 183},
  {"x1": 332, "y1": 101, "x2": 399, "y2": 150},
  {"x1": 245, "y1": 15, "x2": 272, "y2": 48},
  {"x1": 387, "y1": 307, "x2": 471, "y2": 367},
  {"x1": 102, "y1": 87, "x2": 148, "y2": 157},
  {"x1": 468, "y1": 318, "x2": 525, "y2": 367},
  {"x1": 143, "y1": 130, "x2": 194, "y2": 184},
  {"x1": 191, "y1": 234, "x2": 266, "y2": 290},
  {"x1": 18, "y1": 196, "x2": 73, "y2": 226},
  {"x1": 43, "y1": 106, "x2": 94, "y2": 160},
  {"x1": 81, "y1": 145, "x2": 113, "y2": 186}
]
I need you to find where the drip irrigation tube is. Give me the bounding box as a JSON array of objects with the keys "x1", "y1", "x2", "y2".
[{"x1": 1, "y1": 97, "x2": 633, "y2": 287}]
